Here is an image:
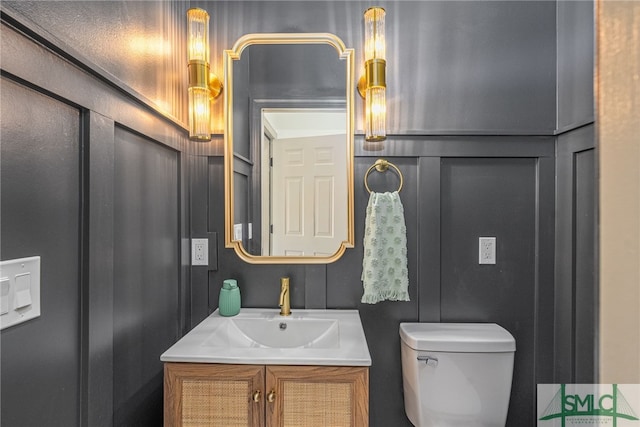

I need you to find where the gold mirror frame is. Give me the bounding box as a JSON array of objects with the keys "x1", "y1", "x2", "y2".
[{"x1": 223, "y1": 33, "x2": 355, "y2": 264}]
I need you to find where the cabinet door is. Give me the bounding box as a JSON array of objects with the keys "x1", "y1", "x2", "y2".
[
  {"x1": 164, "y1": 363, "x2": 265, "y2": 427},
  {"x1": 265, "y1": 366, "x2": 369, "y2": 427}
]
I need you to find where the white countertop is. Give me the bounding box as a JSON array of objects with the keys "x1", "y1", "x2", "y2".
[{"x1": 161, "y1": 308, "x2": 372, "y2": 366}]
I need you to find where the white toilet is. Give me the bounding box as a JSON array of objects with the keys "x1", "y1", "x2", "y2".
[{"x1": 399, "y1": 323, "x2": 516, "y2": 427}]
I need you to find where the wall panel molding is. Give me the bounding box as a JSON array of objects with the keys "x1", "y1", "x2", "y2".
[
  {"x1": 112, "y1": 126, "x2": 181, "y2": 426},
  {"x1": 354, "y1": 135, "x2": 556, "y2": 158},
  {"x1": 535, "y1": 156, "x2": 557, "y2": 387},
  {"x1": 417, "y1": 157, "x2": 441, "y2": 323},
  {"x1": 84, "y1": 111, "x2": 115, "y2": 427},
  {"x1": 554, "y1": 124, "x2": 596, "y2": 383}
]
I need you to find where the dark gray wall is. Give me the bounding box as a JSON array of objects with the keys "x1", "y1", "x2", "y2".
[
  {"x1": 1, "y1": 76, "x2": 81, "y2": 427},
  {"x1": 112, "y1": 128, "x2": 181, "y2": 426},
  {"x1": 555, "y1": 125, "x2": 597, "y2": 383},
  {"x1": 557, "y1": 0, "x2": 594, "y2": 132},
  {"x1": 197, "y1": 137, "x2": 556, "y2": 426},
  {"x1": 574, "y1": 147, "x2": 596, "y2": 382},
  {"x1": 554, "y1": 0, "x2": 597, "y2": 383},
  {"x1": 196, "y1": 0, "x2": 558, "y2": 135},
  {"x1": 1, "y1": 0, "x2": 597, "y2": 426},
  {"x1": 1, "y1": 9, "x2": 193, "y2": 427},
  {"x1": 1, "y1": 0, "x2": 188, "y2": 124},
  {"x1": 190, "y1": 3, "x2": 558, "y2": 425}
]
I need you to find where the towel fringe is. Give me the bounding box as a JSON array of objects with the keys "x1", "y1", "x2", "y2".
[{"x1": 361, "y1": 289, "x2": 410, "y2": 304}]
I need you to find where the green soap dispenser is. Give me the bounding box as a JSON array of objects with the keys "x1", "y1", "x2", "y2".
[{"x1": 219, "y1": 279, "x2": 241, "y2": 316}]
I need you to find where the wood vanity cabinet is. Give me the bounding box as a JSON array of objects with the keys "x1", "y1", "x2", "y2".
[{"x1": 164, "y1": 363, "x2": 369, "y2": 427}]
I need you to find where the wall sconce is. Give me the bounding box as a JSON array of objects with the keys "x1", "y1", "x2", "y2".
[
  {"x1": 187, "y1": 8, "x2": 222, "y2": 141},
  {"x1": 358, "y1": 7, "x2": 386, "y2": 142}
]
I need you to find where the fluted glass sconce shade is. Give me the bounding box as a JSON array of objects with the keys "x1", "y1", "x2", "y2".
[
  {"x1": 188, "y1": 87, "x2": 211, "y2": 140},
  {"x1": 359, "y1": 7, "x2": 386, "y2": 142},
  {"x1": 187, "y1": 8, "x2": 209, "y2": 64},
  {"x1": 187, "y1": 8, "x2": 222, "y2": 142},
  {"x1": 365, "y1": 86, "x2": 386, "y2": 141},
  {"x1": 364, "y1": 7, "x2": 385, "y2": 62}
]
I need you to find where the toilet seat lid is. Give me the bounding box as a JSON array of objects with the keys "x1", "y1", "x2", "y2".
[{"x1": 399, "y1": 322, "x2": 516, "y2": 352}]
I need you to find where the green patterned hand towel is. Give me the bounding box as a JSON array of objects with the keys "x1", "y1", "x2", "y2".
[{"x1": 361, "y1": 191, "x2": 410, "y2": 304}]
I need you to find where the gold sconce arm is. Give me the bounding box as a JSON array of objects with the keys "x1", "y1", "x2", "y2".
[{"x1": 208, "y1": 73, "x2": 223, "y2": 99}]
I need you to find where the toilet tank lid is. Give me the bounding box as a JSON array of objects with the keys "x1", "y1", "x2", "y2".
[{"x1": 399, "y1": 323, "x2": 516, "y2": 352}]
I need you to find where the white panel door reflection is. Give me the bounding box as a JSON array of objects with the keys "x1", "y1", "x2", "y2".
[{"x1": 271, "y1": 134, "x2": 347, "y2": 256}]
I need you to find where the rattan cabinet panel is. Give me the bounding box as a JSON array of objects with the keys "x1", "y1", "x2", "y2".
[
  {"x1": 164, "y1": 364, "x2": 369, "y2": 427},
  {"x1": 164, "y1": 363, "x2": 265, "y2": 427},
  {"x1": 266, "y1": 366, "x2": 369, "y2": 427}
]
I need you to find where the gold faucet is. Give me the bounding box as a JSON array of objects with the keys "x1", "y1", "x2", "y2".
[{"x1": 279, "y1": 277, "x2": 291, "y2": 316}]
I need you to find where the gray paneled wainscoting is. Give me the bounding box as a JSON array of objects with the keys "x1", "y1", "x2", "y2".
[
  {"x1": 1, "y1": 0, "x2": 597, "y2": 426},
  {"x1": 555, "y1": 124, "x2": 597, "y2": 384},
  {"x1": 112, "y1": 128, "x2": 181, "y2": 426},
  {"x1": 1, "y1": 13, "x2": 192, "y2": 427},
  {"x1": 1, "y1": 74, "x2": 82, "y2": 427},
  {"x1": 197, "y1": 136, "x2": 557, "y2": 426}
]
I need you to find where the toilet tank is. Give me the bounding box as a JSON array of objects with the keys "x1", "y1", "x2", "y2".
[{"x1": 399, "y1": 323, "x2": 516, "y2": 427}]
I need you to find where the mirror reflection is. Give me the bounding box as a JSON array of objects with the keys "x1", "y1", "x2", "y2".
[
  {"x1": 260, "y1": 108, "x2": 347, "y2": 256},
  {"x1": 224, "y1": 34, "x2": 354, "y2": 263}
]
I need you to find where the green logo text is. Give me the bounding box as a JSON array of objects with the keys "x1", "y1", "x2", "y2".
[{"x1": 540, "y1": 384, "x2": 639, "y2": 426}]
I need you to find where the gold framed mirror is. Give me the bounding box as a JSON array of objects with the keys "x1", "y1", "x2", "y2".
[{"x1": 224, "y1": 33, "x2": 355, "y2": 264}]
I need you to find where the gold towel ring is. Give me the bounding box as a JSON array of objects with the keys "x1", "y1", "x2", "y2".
[{"x1": 364, "y1": 159, "x2": 404, "y2": 194}]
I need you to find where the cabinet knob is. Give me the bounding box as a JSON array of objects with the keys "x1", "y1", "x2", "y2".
[
  {"x1": 252, "y1": 390, "x2": 262, "y2": 402},
  {"x1": 267, "y1": 390, "x2": 276, "y2": 403}
]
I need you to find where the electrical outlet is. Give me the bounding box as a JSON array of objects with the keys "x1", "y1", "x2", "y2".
[
  {"x1": 191, "y1": 238, "x2": 208, "y2": 266},
  {"x1": 479, "y1": 237, "x2": 496, "y2": 264}
]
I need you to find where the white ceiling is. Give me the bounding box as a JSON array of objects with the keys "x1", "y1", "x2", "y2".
[{"x1": 263, "y1": 109, "x2": 346, "y2": 139}]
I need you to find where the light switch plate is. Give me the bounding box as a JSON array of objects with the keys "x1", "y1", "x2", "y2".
[
  {"x1": 0, "y1": 278, "x2": 9, "y2": 315},
  {"x1": 0, "y1": 256, "x2": 41, "y2": 330}
]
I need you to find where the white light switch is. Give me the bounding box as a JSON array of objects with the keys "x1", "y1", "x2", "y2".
[
  {"x1": 0, "y1": 256, "x2": 41, "y2": 330},
  {"x1": 0, "y1": 278, "x2": 10, "y2": 315},
  {"x1": 14, "y1": 273, "x2": 32, "y2": 308}
]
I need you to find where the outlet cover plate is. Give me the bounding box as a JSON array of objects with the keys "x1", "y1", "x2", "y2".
[
  {"x1": 191, "y1": 238, "x2": 208, "y2": 266},
  {"x1": 479, "y1": 237, "x2": 496, "y2": 264}
]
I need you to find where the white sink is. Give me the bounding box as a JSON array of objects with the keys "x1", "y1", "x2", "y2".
[
  {"x1": 210, "y1": 317, "x2": 340, "y2": 349},
  {"x1": 161, "y1": 308, "x2": 371, "y2": 366}
]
